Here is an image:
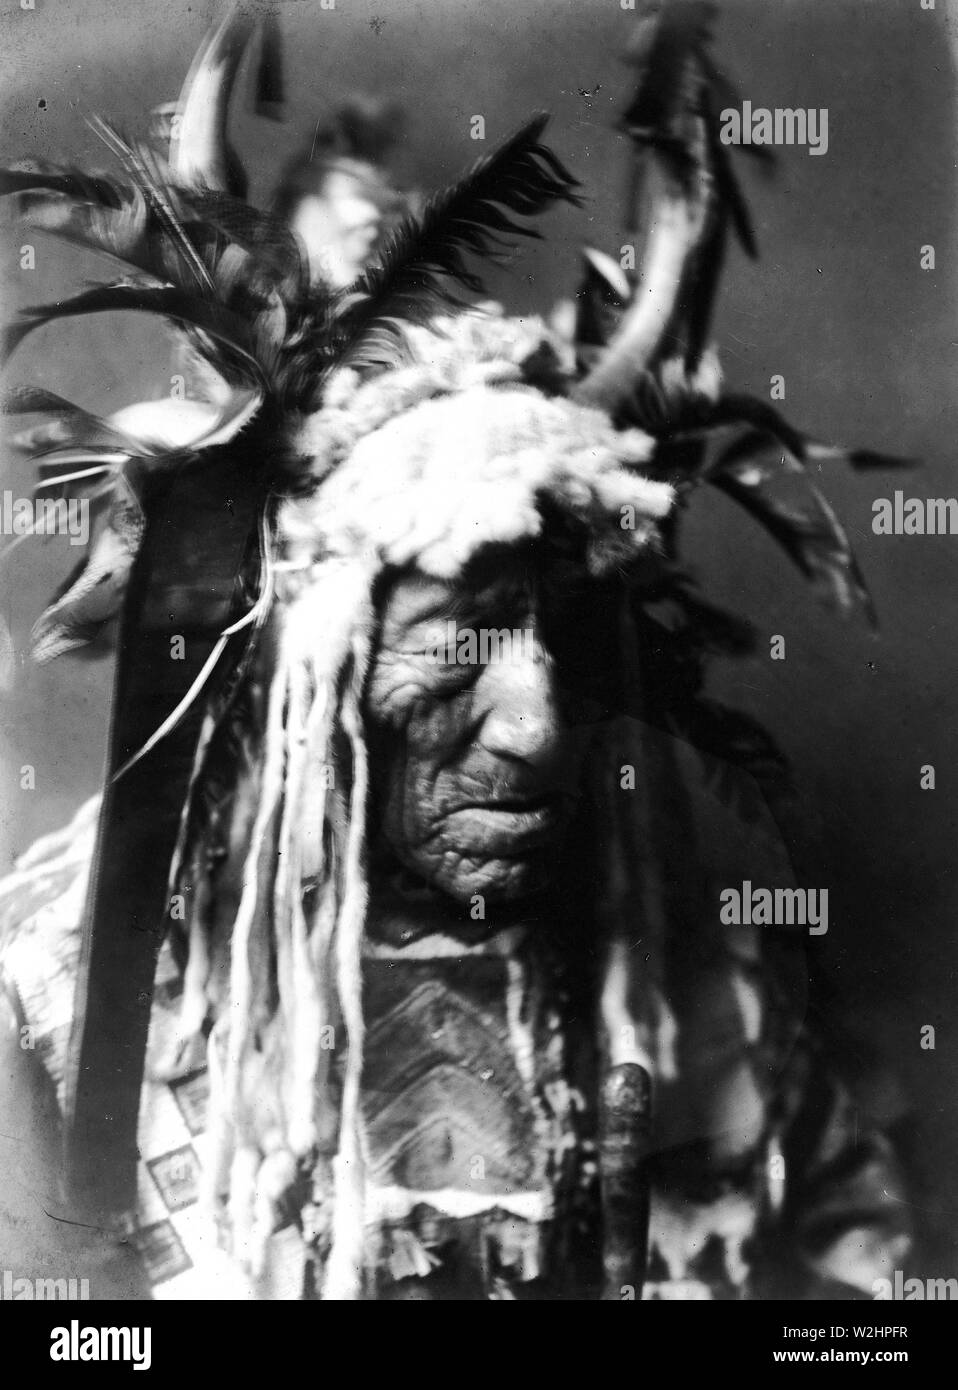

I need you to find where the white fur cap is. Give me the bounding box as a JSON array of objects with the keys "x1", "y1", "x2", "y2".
[{"x1": 281, "y1": 382, "x2": 673, "y2": 579}]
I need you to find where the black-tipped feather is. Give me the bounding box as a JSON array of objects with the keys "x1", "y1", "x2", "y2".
[
  {"x1": 707, "y1": 395, "x2": 915, "y2": 472},
  {"x1": 611, "y1": 0, "x2": 764, "y2": 378},
  {"x1": 5, "y1": 164, "x2": 308, "y2": 308},
  {"x1": 328, "y1": 115, "x2": 581, "y2": 376},
  {"x1": 706, "y1": 428, "x2": 876, "y2": 623},
  {"x1": 2, "y1": 387, "x2": 151, "y2": 459},
  {"x1": 620, "y1": 1, "x2": 717, "y2": 160},
  {"x1": 2, "y1": 282, "x2": 264, "y2": 387}
]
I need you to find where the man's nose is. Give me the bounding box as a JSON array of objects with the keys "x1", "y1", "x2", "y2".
[{"x1": 474, "y1": 630, "x2": 565, "y2": 769}]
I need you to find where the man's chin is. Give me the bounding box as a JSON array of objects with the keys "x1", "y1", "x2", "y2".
[{"x1": 432, "y1": 851, "x2": 552, "y2": 908}]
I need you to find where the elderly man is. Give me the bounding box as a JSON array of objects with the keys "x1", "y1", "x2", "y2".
[
  {"x1": 0, "y1": 5, "x2": 911, "y2": 1299},
  {"x1": 0, "y1": 307, "x2": 911, "y2": 1300}
]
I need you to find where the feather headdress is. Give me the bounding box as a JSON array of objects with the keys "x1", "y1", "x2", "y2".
[{"x1": 0, "y1": 1, "x2": 909, "y2": 1298}]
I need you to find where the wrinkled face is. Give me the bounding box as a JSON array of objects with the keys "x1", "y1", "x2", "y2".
[{"x1": 364, "y1": 547, "x2": 624, "y2": 905}]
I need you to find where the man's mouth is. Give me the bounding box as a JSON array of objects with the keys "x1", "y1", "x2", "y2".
[{"x1": 445, "y1": 794, "x2": 566, "y2": 850}]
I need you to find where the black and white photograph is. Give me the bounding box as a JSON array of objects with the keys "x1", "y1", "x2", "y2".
[{"x1": 0, "y1": 0, "x2": 955, "y2": 1344}]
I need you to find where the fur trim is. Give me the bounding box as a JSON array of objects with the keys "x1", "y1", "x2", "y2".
[{"x1": 282, "y1": 381, "x2": 670, "y2": 580}]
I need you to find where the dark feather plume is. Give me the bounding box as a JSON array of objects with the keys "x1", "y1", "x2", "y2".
[
  {"x1": 619, "y1": 0, "x2": 717, "y2": 165},
  {"x1": 707, "y1": 395, "x2": 915, "y2": 472},
  {"x1": 6, "y1": 162, "x2": 307, "y2": 306},
  {"x1": 2, "y1": 282, "x2": 264, "y2": 386},
  {"x1": 327, "y1": 115, "x2": 581, "y2": 377},
  {"x1": 705, "y1": 427, "x2": 876, "y2": 623}
]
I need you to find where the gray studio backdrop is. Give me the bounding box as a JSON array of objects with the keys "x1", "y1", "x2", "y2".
[{"x1": 1, "y1": 0, "x2": 956, "y2": 1267}]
